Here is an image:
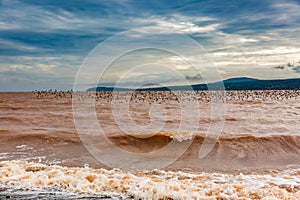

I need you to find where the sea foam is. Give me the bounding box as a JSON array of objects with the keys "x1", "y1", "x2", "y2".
[{"x1": 0, "y1": 160, "x2": 299, "y2": 199}]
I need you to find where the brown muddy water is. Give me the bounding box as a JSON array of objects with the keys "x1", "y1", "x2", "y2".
[{"x1": 0, "y1": 91, "x2": 300, "y2": 199}]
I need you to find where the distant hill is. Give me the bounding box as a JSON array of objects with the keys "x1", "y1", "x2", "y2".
[
  {"x1": 218, "y1": 77, "x2": 300, "y2": 90},
  {"x1": 87, "y1": 87, "x2": 132, "y2": 92},
  {"x1": 87, "y1": 77, "x2": 300, "y2": 91},
  {"x1": 223, "y1": 77, "x2": 258, "y2": 83}
]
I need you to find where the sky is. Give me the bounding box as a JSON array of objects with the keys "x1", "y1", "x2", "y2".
[{"x1": 0, "y1": 0, "x2": 300, "y2": 91}]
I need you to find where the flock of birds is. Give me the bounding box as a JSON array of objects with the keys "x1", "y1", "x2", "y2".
[{"x1": 32, "y1": 90, "x2": 300, "y2": 103}]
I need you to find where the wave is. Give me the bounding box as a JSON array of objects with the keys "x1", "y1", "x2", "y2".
[
  {"x1": 0, "y1": 116, "x2": 23, "y2": 122},
  {"x1": 108, "y1": 133, "x2": 300, "y2": 154},
  {"x1": 3, "y1": 133, "x2": 81, "y2": 144},
  {"x1": 0, "y1": 105, "x2": 23, "y2": 110},
  {"x1": 0, "y1": 160, "x2": 299, "y2": 199},
  {"x1": 0, "y1": 130, "x2": 10, "y2": 134},
  {"x1": 8, "y1": 129, "x2": 300, "y2": 158},
  {"x1": 2, "y1": 132, "x2": 300, "y2": 171},
  {"x1": 103, "y1": 134, "x2": 300, "y2": 172}
]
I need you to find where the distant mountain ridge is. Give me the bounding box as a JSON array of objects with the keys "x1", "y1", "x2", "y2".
[
  {"x1": 87, "y1": 77, "x2": 300, "y2": 91},
  {"x1": 223, "y1": 77, "x2": 258, "y2": 83}
]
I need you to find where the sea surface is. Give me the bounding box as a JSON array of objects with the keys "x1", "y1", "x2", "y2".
[{"x1": 0, "y1": 91, "x2": 300, "y2": 199}]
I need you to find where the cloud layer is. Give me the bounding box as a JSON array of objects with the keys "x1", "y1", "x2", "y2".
[{"x1": 0, "y1": 0, "x2": 300, "y2": 91}]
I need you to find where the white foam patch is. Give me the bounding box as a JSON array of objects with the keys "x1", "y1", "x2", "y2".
[
  {"x1": 16, "y1": 144, "x2": 33, "y2": 150},
  {"x1": 0, "y1": 160, "x2": 300, "y2": 199}
]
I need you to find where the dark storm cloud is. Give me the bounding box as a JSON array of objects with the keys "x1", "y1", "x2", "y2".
[
  {"x1": 291, "y1": 66, "x2": 300, "y2": 73},
  {"x1": 185, "y1": 74, "x2": 203, "y2": 81},
  {"x1": 274, "y1": 65, "x2": 285, "y2": 69},
  {"x1": 273, "y1": 62, "x2": 300, "y2": 73},
  {"x1": 0, "y1": 0, "x2": 134, "y2": 57},
  {"x1": 1, "y1": 0, "x2": 299, "y2": 57},
  {"x1": 0, "y1": 30, "x2": 106, "y2": 56}
]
